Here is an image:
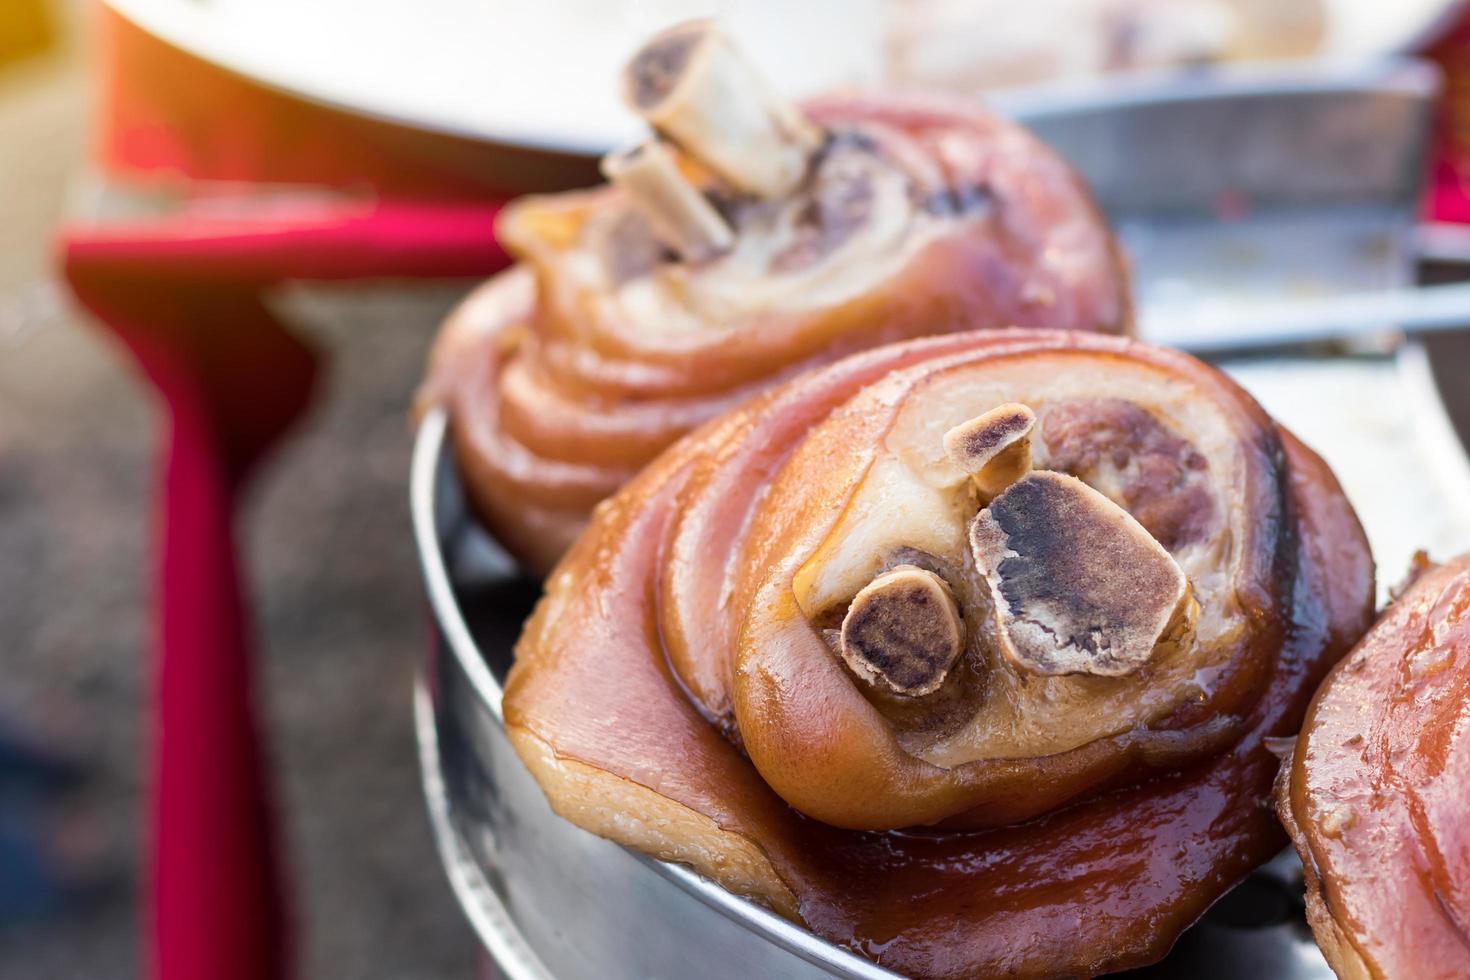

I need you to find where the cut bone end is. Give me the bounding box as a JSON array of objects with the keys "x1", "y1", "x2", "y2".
[
  {"x1": 626, "y1": 21, "x2": 705, "y2": 112},
  {"x1": 601, "y1": 142, "x2": 734, "y2": 262},
  {"x1": 944, "y1": 403, "x2": 1036, "y2": 501},
  {"x1": 970, "y1": 471, "x2": 1193, "y2": 677},
  {"x1": 621, "y1": 19, "x2": 823, "y2": 198},
  {"x1": 839, "y1": 565, "x2": 964, "y2": 696}
]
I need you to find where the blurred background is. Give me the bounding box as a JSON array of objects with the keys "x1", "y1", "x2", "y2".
[
  {"x1": 4, "y1": 1, "x2": 1470, "y2": 978},
  {"x1": 0, "y1": 3, "x2": 472, "y2": 977}
]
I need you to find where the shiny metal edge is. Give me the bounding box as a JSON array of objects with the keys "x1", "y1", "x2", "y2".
[
  {"x1": 411, "y1": 408, "x2": 899, "y2": 979},
  {"x1": 647, "y1": 859, "x2": 900, "y2": 980},
  {"x1": 412, "y1": 409, "x2": 506, "y2": 719},
  {"x1": 993, "y1": 56, "x2": 1439, "y2": 123},
  {"x1": 1399, "y1": 342, "x2": 1470, "y2": 536},
  {"x1": 414, "y1": 679, "x2": 554, "y2": 980}
]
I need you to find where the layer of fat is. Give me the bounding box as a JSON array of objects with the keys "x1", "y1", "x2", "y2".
[
  {"x1": 589, "y1": 154, "x2": 938, "y2": 342},
  {"x1": 791, "y1": 354, "x2": 1250, "y2": 765}
]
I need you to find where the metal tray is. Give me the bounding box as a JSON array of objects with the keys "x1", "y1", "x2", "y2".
[{"x1": 412, "y1": 63, "x2": 1470, "y2": 978}]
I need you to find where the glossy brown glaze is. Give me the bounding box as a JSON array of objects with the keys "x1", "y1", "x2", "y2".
[
  {"x1": 1278, "y1": 553, "x2": 1470, "y2": 980},
  {"x1": 505, "y1": 330, "x2": 1373, "y2": 978},
  {"x1": 420, "y1": 94, "x2": 1131, "y2": 574}
]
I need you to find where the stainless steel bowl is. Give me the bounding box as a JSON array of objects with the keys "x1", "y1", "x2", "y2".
[
  {"x1": 412, "y1": 408, "x2": 1344, "y2": 980},
  {"x1": 412, "y1": 62, "x2": 1470, "y2": 979}
]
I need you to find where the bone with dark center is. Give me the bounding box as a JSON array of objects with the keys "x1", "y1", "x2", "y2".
[
  {"x1": 838, "y1": 564, "x2": 964, "y2": 696},
  {"x1": 622, "y1": 19, "x2": 824, "y2": 198},
  {"x1": 944, "y1": 403, "x2": 1036, "y2": 502},
  {"x1": 601, "y1": 142, "x2": 734, "y2": 262},
  {"x1": 969, "y1": 471, "x2": 1195, "y2": 677}
]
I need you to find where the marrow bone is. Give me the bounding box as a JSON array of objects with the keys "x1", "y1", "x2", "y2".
[
  {"x1": 839, "y1": 565, "x2": 964, "y2": 696},
  {"x1": 622, "y1": 19, "x2": 824, "y2": 198},
  {"x1": 969, "y1": 471, "x2": 1195, "y2": 677},
  {"x1": 944, "y1": 402, "x2": 1036, "y2": 502},
  {"x1": 601, "y1": 142, "x2": 734, "y2": 262}
]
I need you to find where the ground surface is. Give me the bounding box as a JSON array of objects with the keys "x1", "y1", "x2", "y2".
[{"x1": 0, "y1": 9, "x2": 473, "y2": 977}]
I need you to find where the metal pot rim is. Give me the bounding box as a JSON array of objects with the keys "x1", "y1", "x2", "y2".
[{"x1": 411, "y1": 408, "x2": 899, "y2": 978}]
